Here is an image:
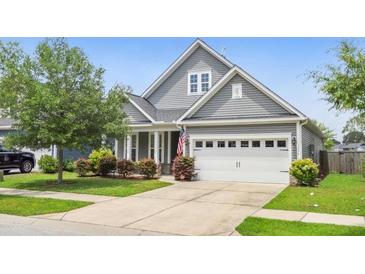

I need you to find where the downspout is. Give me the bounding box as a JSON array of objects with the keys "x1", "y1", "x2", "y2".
[{"x1": 296, "y1": 119, "x2": 308, "y2": 160}]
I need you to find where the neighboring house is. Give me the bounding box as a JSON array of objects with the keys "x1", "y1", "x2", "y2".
[
  {"x1": 340, "y1": 143, "x2": 365, "y2": 152},
  {"x1": 116, "y1": 39, "x2": 324, "y2": 184}
]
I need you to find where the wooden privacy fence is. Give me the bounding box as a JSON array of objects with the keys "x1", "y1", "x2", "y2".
[{"x1": 319, "y1": 151, "x2": 365, "y2": 175}]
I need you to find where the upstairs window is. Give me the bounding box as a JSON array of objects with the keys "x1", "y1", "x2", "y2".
[
  {"x1": 201, "y1": 73, "x2": 210, "y2": 92},
  {"x1": 189, "y1": 74, "x2": 198, "y2": 93},
  {"x1": 188, "y1": 71, "x2": 211, "y2": 95}
]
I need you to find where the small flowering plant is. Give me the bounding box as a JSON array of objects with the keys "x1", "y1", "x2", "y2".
[{"x1": 290, "y1": 158, "x2": 319, "y2": 186}]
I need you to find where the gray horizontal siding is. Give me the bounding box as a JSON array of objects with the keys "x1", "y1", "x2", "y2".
[
  {"x1": 124, "y1": 103, "x2": 151, "y2": 124},
  {"x1": 0, "y1": 118, "x2": 14, "y2": 127},
  {"x1": 186, "y1": 124, "x2": 297, "y2": 160},
  {"x1": 191, "y1": 74, "x2": 292, "y2": 119},
  {"x1": 147, "y1": 46, "x2": 230, "y2": 110},
  {"x1": 302, "y1": 126, "x2": 324, "y2": 163}
]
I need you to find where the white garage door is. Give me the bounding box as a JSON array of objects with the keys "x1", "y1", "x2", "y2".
[{"x1": 193, "y1": 138, "x2": 290, "y2": 184}]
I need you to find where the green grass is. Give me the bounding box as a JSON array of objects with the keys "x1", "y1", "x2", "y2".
[
  {"x1": 265, "y1": 174, "x2": 365, "y2": 216},
  {"x1": 236, "y1": 217, "x2": 365, "y2": 236},
  {"x1": 0, "y1": 172, "x2": 172, "y2": 197},
  {"x1": 0, "y1": 194, "x2": 91, "y2": 216}
]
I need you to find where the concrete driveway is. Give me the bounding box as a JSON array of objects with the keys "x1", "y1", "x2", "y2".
[{"x1": 48, "y1": 181, "x2": 286, "y2": 236}]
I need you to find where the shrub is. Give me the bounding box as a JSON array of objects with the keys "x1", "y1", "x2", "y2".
[
  {"x1": 99, "y1": 156, "x2": 117, "y2": 176},
  {"x1": 136, "y1": 158, "x2": 157, "y2": 179},
  {"x1": 63, "y1": 159, "x2": 75, "y2": 172},
  {"x1": 88, "y1": 148, "x2": 113, "y2": 174},
  {"x1": 362, "y1": 156, "x2": 365, "y2": 178},
  {"x1": 172, "y1": 156, "x2": 195, "y2": 181},
  {"x1": 290, "y1": 158, "x2": 319, "y2": 186},
  {"x1": 75, "y1": 158, "x2": 91, "y2": 177},
  {"x1": 38, "y1": 155, "x2": 58, "y2": 174},
  {"x1": 117, "y1": 159, "x2": 135, "y2": 178}
]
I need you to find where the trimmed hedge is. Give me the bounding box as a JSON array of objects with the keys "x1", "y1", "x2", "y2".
[
  {"x1": 38, "y1": 155, "x2": 58, "y2": 174},
  {"x1": 172, "y1": 156, "x2": 195, "y2": 181},
  {"x1": 99, "y1": 156, "x2": 117, "y2": 176},
  {"x1": 117, "y1": 159, "x2": 135, "y2": 178},
  {"x1": 136, "y1": 158, "x2": 157, "y2": 179},
  {"x1": 88, "y1": 148, "x2": 113, "y2": 173},
  {"x1": 63, "y1": 159, "x2": 75, "y2": 172},
  {"x1": 75, "y1": 158, "x2": 91, "y2": 177},
  {"x1": 290, "y1": 158, "x2": 319, "y2": 186}
]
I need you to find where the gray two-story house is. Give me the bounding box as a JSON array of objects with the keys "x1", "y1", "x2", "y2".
[{"x1": 116, "y1": 39, "x2": 324, "y2": 184}]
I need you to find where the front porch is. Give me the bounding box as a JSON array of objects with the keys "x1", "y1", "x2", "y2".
[{"x1": 115, "y1": 127, "x2": 183, "y2": 174}]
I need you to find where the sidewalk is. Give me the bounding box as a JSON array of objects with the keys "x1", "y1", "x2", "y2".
[
  {"x1": 252, "y1": 208, "x2": 365, "y2": 227},
  {"x1": 0, "y1": 187, "x2": 116, "y2": 203}
]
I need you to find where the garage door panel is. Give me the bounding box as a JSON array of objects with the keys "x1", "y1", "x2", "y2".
[{"x1": 193, "y1": 138, "x2": 290, "y2": 184}]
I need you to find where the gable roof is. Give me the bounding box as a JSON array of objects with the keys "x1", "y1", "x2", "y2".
[
  {"x1": 127, "y1": 94, "x2": 156, "y2": 123},
  {"x1": 141, "y1": 39, "x2": 234, "y2": 99},
  {"x1": 127, "y1": 94, "x2": 188, "y2": 123},
  {"x1": 177, "y1": 66, "x2": 307, "y2": 122}
]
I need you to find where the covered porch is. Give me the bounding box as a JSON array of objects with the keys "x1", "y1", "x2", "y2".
[{"x1": 115, "y1": 125, "x2": 183, "y2": 174}]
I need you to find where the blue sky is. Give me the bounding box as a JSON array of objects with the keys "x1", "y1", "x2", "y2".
[{"x1": 4, "y1": 37, "x2": 365, "y2": 140}]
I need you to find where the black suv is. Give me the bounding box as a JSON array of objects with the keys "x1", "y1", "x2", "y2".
[{"x1": 0, "y1": 144, "x2": 35, "y2": 174}]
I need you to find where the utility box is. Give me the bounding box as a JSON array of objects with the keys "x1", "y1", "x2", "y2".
[{"x1": 0, "y1": 170, "x2": 3, "y2": 182}]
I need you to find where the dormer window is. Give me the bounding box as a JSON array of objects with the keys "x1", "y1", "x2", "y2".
[{"x1": 188, "y1": 71, "x2": 211, "y2": 95}]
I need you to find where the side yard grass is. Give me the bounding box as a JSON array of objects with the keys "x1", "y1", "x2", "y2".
[
  {"x1": 0, "y1": 172, "x2": 172, "y2": 197},
  {"x1": 264, "y1": 174, "x2": 365, "y2": 216},
  {"x1": 236, "y1": 217, "x2": 365, "y2": 236},
  {"x1": 0, "y1": 194, "x2": 91, "y2": 216}
]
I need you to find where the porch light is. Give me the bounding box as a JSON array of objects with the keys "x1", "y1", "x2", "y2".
[{"x1": 292, "y1": 136, "x2": 296, "y2": 146}]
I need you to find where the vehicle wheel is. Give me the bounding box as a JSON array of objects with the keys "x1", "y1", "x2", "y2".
[
  {"x1": 3, "y1": 170, "x2": 10, "y2": 175},
  {"x1": 20, "y1": 160, "x2": 33, "y2": 173}
]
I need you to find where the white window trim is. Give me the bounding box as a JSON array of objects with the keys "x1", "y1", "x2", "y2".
[
  {"x1": 232, "y1": 83, "x2": 243, "y2": 99},
  {"x1": 187, "y1": 70, "x2": 212, "y2": 96},
  {"x1": 148, "y1": 132, "x2": 165, "y2": 163}
]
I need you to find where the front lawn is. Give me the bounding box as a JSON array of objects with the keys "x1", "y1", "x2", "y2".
[
  {"x1": 0, "y1": 194, "x2": 91, "y2": 216},
  {"x1": 236, "y1": 217, "x2": 365, "y2": 236},
  {"x1": 0, "y1": 172, "x2": 172, "y2": 197},
  {"x1": 265, "y1": 174, "x2": 365, "y2": 216}
]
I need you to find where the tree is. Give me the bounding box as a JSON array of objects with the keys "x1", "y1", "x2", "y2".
[
  {"x1": 0, "y1": 38, "x2": 129, "y2": 184},
  {"x1": 311, "y1": 120, "x2": 336, "y2": 150},
  {"x1": 343, "y1": 130, "x2": 365, "y2": 144},
  {"x1": 309, "y1": 41, "x2": 365, "y2": 140}
]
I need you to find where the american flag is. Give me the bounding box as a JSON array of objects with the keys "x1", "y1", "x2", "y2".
[{"x1": 177, "y1": 128, "x2": 188, "y2": 156}]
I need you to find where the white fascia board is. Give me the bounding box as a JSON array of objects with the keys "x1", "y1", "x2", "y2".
[
  {"x1": 178, "y1": 117, "x2": 304, "y2": 126},
  {"x1": 128, "y1": 97, "x2": 156, "y2": 123},
  {"x1": 0, "y1": 126, "x2": 12, "y2": 130},
  {"x1": 141, "y1": 39, "x2": 234, "y2": 99}
]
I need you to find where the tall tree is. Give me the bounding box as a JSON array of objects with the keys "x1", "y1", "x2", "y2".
[
  {"x1": 0, "y1": 38, "x2": 129, "y2": 184},
  {"x1": 309, "y1": 41, "x2": 365, "y2": 140},
  {"x1": 343, "y1": 130, "x2": 365, "y2": 144},
  {"x1": 311, "y1": 120, "x2": 336, "y2": 150}
]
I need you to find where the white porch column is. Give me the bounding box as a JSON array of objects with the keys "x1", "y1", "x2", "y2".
[
  {"x1": 115, "y1": 138, "x2": 119, "y2": 159},
  {"x1": 182, "y1": 126, "x2": 187, "y2": 156},
  {"x1": 296, "y1": 121, "x2": 303, "y2": 160},
  {"x1": 126, "y1": 135, "x2": 132, "y2": 160},
  {"x1": 167, "y1": 131, "x2": 171, "y2": 164},
  {"x1": 154, "y1": 131, "x2": 160, "y2": 164}
]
